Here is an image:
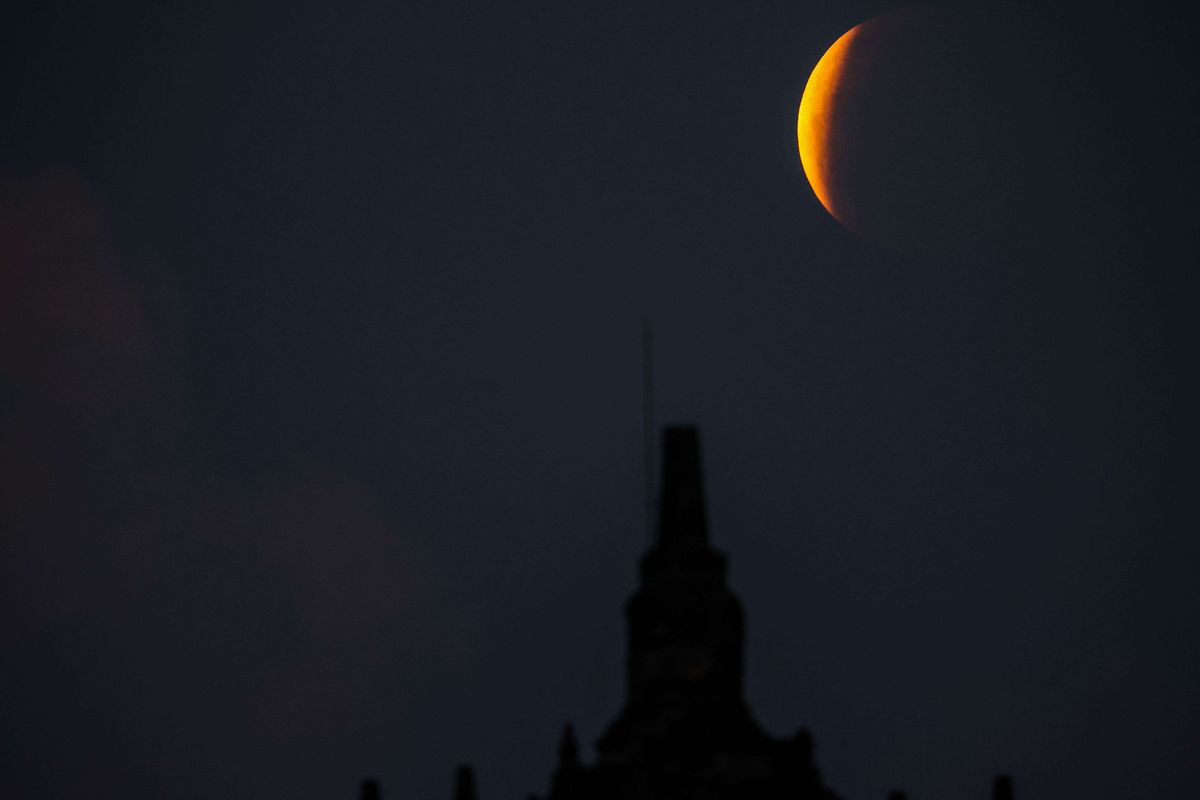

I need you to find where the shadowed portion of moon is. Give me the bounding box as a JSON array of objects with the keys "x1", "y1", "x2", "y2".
[{"x1": 797, "y1": 8, "x2": 1057, "y2": 254}]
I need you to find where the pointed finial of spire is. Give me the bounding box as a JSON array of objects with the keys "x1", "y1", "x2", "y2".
[
  {"x1": 557, "y1": 723, "x2": 580, "y2": 770},
  {"x1": 361, "y1": 778, "x2": 382, "y2": 800},
  {"x1": 993, "y1": 774, "x2": 1013, "y2": 800},
  {"x1": 658, "y1": 426, "x2": 708, "y2": 547},
  {"x1": 454, "y1": 764, "x2": 477, "y2": 800}
]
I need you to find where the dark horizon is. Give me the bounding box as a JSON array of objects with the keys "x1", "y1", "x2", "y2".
[{"x1": 3, "y1": 1, "x2": 1199, "y2": 798}]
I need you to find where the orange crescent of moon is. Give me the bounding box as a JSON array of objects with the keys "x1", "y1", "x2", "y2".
[{"x1": 797, "y1": 25, "x2": 862, "y2": 225}]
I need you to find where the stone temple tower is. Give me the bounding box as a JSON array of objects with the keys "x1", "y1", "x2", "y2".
[
  {"x1": 361, "y1": 426, "x2": 1014, "y2": 800},
  {"x1": 540, "y1": 426, "x2": 840, "y2": 800}
]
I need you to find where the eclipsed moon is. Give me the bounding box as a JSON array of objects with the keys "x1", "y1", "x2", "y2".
[
  {"x1": 796, "y1": 24, "x2": 861, "y2": 226},
  {"x1": 795, "y1": 10, "x2": 1022, "y2": 252}
]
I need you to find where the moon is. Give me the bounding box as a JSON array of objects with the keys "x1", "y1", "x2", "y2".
[
  {"x1": 796, "y1": 24, "x2": 861, "y2": 227},
  {"x1": 796, "y1": 9, "x2": 1026, "y2": 253}
]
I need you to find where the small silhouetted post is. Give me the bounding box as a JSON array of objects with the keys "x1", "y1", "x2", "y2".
[
  {"x1": 793, "y1": 727, "x2": 814, "y2": 759},
  {"x1": 455, "y1": 764, "x2": 477, "y2": 800},
  {"x1": 993, "y1": 774, "x2": 1013, "y2": 800},
  {"x1": 558, "y1": 724, "x2": 580, "y2": 770},
  {"x1": 642, "y1": 320, "x2": 655, "y2": 547},
  {"x1": 886, "y1": 791, "x2": 907, "y2": 800},
  {"x1": 362, "y1": 778, "x2": 381, "y2": 800}
]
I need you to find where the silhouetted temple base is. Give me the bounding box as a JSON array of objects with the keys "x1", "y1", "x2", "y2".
[{"x1": 361, "y1": 427, "x2": 1012, "y2": 800}]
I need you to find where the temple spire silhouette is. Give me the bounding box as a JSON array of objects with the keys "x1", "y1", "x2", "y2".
[
  {"x1": 604, "y1": 425, "x2": 748, "y2": 735},
  {"x1": 359, "y1": 425, "x2": 1013, "y2": 799},
  {"x1": 563, "y1": 426, "x2": 837, "y2": 799}
]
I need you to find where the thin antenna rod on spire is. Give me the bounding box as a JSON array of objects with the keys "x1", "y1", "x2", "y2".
[{"x1": 642, "y1": 319, "x2": 655, "y2": 546}]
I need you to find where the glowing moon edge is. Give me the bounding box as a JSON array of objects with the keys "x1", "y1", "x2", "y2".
[{"x1": 797, "y1": 25, "x2": 861, "y2": 225}]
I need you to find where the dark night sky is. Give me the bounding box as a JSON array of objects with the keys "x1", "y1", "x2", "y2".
[{"x1": 2, "y1": 1, "x2": 1198, "y2": 798}]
